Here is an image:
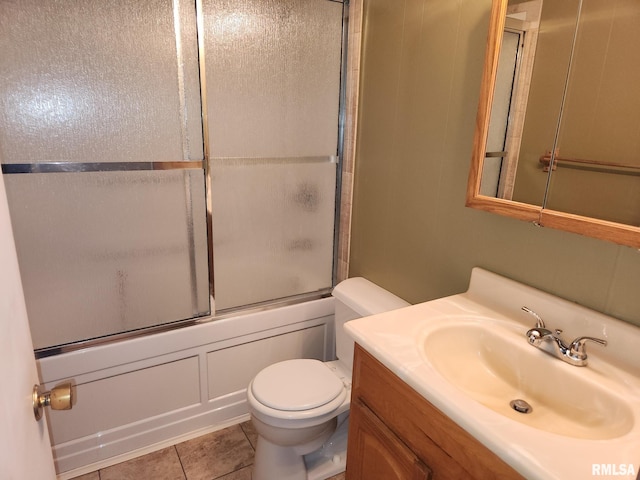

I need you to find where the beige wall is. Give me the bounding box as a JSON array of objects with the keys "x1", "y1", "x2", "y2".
[{"x1": 348, "y1": 0, "x2": 640, "y2": 327}]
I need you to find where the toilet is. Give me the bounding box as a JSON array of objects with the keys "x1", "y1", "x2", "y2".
[{"x1": 247, "y1": 277, "x2": 410, "y2": 480}]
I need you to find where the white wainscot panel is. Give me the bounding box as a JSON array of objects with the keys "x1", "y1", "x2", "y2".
[
  {"x1": 207, "y1": 325, "x2": 326, "y2": 400},
  {"x1": 48, "y1": 357, "x2": 200, "y2": 444},
  {"x1": 45, "y1": 298, "x2": 334, "y2": 477}
]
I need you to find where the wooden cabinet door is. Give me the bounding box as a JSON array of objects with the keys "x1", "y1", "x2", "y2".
[{"x1": 347, "y1": 399, "x2": 432, "y2": 480}]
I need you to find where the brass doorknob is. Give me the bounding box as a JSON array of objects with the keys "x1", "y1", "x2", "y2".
[{"x1": 33, "y1": 382, "x2": 74, "y2": 421}]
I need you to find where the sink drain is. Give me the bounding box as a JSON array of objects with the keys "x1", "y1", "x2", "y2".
[{"x1": 510, "y1": 399, "x2": 533, "y2": 414}]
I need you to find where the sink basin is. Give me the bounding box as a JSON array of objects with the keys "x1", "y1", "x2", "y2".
[{"x1": 418, "y1": 319, "x2": 633, "y2": 439}]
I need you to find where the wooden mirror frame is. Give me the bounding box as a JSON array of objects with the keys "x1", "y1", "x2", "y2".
[{"x1": 466, "y1": 0, "x2": 640, "y2": 249}]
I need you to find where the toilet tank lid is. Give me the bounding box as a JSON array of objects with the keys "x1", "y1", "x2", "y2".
[{"x1": 332, "y1": 277, "x2": 410, "y2": 316}]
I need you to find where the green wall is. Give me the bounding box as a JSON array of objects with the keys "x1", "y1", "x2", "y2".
[{"x1": 348, "y1": 0, "x2": 640, "y2": 327}]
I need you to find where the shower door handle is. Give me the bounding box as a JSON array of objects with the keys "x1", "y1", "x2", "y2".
[{"x1": 33, "y1": 382, "x2": 74, "y2": 421}]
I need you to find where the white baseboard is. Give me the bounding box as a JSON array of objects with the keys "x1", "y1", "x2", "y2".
[{"x1": 57, "y1": 412, "x2": 251, "y2": 480}]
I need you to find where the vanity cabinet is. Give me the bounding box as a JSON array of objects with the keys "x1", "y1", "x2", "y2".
[
  {"x1": 348, "y1": 398, "x2": 433, "y2": 479},
  {"x1": 346, "y1": 345, "x2": 524, "y2": 480}
]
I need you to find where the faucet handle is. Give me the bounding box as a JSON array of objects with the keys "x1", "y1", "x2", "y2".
[
  {"x1": 569, "y1": 336, "x2": 607, "y2": 360},
  {"x1": 522, "y1": 306, "x2": 545, "y2": 328},
  {"x1": 526, "y1": 327, "x2": 553, "y2": 346}
]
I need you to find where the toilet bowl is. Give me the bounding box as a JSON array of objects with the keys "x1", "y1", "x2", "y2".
[{"x1": 247, "y1": 277, "x2": 409, "y2": 480}]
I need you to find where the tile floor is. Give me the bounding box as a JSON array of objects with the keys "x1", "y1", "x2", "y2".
[{"x1": 72, "y1": 421, "x2": 346, "y2": 480}]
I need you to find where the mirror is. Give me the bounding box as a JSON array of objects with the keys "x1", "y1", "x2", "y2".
[{"x1": 467, "y1": 0, "x2": 640, "y2": 248}]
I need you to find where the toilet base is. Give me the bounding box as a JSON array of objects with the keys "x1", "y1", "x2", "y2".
[
  {"x1": 252, "y1": 418, "x2": 337, "y2": 480},
  {"x1": 254, "y1": 437, "x2": 307, "y2": 480},
  {"x1": 304, "y1": 413, "x2": 349, "y2": 480},
  {"x1": 306, "y1": 453, "x2": 346, "y2": 480}
]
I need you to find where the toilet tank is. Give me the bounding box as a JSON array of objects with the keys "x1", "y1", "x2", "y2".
[{"x1": 332, "y1": 277, "x2": 409, "y2": 373}]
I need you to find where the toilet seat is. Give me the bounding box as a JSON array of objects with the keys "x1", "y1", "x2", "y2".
[
  {"x1": 248, "y1": 359, "x2": 349, "y2": 426},
  {"x1": 251, "y1": 359, "x2": 345, "y2": 411}
]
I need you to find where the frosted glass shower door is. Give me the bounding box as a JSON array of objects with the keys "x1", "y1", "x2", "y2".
[
  {"x1": 0, "y1": 0, "x2": 209, "y2": 351},
  {"x1": 204, "y1": 0, "x2": 344, "y2": 310}
]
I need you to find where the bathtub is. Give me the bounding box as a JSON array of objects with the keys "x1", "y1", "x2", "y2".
[{"x1": 38, "y1": 297, "x2": 335, "y2": 478}]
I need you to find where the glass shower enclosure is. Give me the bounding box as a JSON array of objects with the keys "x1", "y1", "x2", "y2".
[{"x1": 0, "y1": 0, "x2": 345, "y2": 354}]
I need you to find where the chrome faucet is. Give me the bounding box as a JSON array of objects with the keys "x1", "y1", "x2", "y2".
[{"x1": 522, "y1": 306, "x2": 607, "y2": 367}]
